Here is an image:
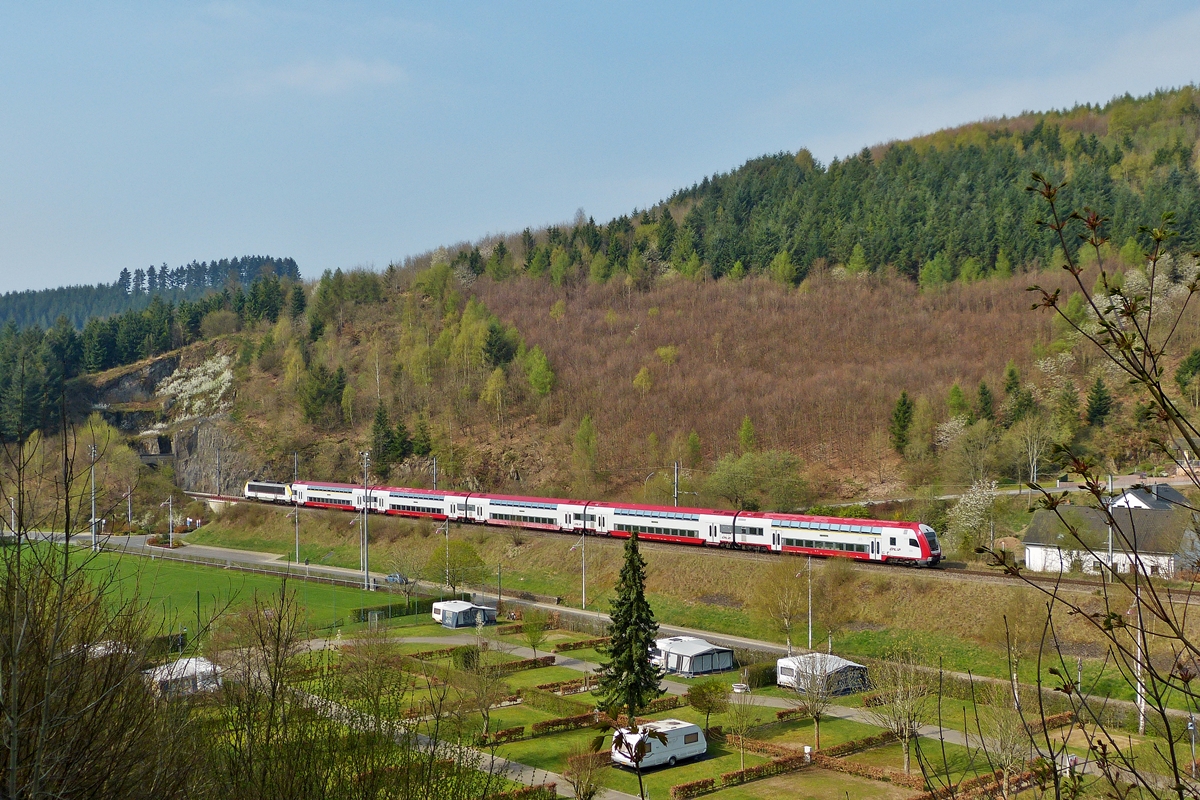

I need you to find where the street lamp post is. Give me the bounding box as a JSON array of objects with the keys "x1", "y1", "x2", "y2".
[
  {"x1": 439, "y1": 520, "x2": 451, "y2": 590},
  {"x1": 89, "y1": 444, "x2": 98, "y2": 551},
  {"x1": 360, "y1": 451, "x2": 371, "y2": 591},
  {"x1": 293, "y1": 452, "x2": 300, "y2": 563},
  {"x1": 570, "y1": 533, "x2": 587, "y2": 610},
  {"x1": 797, "y1": 557, "x2": 813, "y2": 651}
]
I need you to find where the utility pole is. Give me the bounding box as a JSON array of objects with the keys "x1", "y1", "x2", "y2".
[
  {"x1": 432, "y1": 455, "x2": 438, "y2": 490},
  {"x1": 215, "y1": 447, "x2": 222, "y2": 497},
  {"x1": 89, "y1": 444, "x2": 98, "y2": 551},
  {"x1": 497, "y1": 563, "x2": 502, "y2": 615},
  {"x1": 571, "y1": 533, "x2": 587, "y2": 610},
  {"x1": 361, "y1": 451, "x2": 371, "y2": 591},
  {"x1": 293, "y1": 452, "x2": 300, "y2": 563},
  {"x1": 441, "y1": 520, "x2": 450, "y2": 589},
  {"x1": 673, "y1": 461, "x2": 679, "y2": 507}
]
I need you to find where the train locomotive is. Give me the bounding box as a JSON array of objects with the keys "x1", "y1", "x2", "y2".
[{"x1": 243, "y1": 480, "x2": 942, "y2": 567}]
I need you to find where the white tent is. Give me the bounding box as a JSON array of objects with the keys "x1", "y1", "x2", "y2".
[
  {"x1": 144, "y1": 657, "x2": 222, "y2": 696},
  {"x1": 776, "y1": 653, "x2": 868, "y2": 695},
  {"x1": 651, "y1": 636, "x2": 735, "y2": 676}
]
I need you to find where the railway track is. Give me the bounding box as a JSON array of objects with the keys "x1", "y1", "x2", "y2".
[{"x1": 193, "y1": 491, "x2": 1198, "y2": 599}]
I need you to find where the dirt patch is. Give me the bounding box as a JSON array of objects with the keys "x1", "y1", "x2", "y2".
[{"x1": 695, "y1": 592, "x2": 744, "y2": 609}]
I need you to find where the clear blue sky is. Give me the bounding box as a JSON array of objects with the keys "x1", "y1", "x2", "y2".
[{"x1": 2, "y1": 2, "x2": 1199, "y2": 291}]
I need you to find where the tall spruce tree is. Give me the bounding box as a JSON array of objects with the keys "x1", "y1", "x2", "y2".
[
  {"x1": 889, "y1": 391, "x2": 914, "y2": 454},
  {"x1": 1086, "y1": 377, "x2": 1113, "y2": 427},
  {"x1": 977, "y1": 381, "x2": 995, "y2": 421},
  {"x1": 371, "y1": 404, "x2": 394, "y2": 478},
  {"x1": 597, "y1": 532, "x2": 663, "y2": 722}
]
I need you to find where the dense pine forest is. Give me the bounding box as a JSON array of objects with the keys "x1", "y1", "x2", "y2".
[{"x1": 0, "y1": 255, "x2": 300, "y2": 330}]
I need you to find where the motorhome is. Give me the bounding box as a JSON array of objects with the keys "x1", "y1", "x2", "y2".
[{"x1": 610, "y1": 719, "x2": 706, "y2": 769}]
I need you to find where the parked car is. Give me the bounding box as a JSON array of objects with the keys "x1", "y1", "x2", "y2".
[{"x1": 385, "y1": 573, "x2": 409, "y2": 584}]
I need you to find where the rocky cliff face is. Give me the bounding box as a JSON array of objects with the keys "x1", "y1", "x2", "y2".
[{"x1": 90, "y1": 345, "x2": 256, "y2": 494}]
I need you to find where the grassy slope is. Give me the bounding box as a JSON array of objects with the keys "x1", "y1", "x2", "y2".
[{"x1": 187, "y1": 502, "x2": 1152, "y2": 694}]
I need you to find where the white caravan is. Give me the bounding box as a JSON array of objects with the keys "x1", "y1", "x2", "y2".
[{"x1": 611, "y1": 719, "x2": 707, "y2": 769}]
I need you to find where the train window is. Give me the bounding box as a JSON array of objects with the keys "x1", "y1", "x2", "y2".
[
  {"x1": 909, "y1": 539, "x2": 919, "y2": 548},
  {"x1": 889, "y1": 537, "x2": 896, "y2": 546}
]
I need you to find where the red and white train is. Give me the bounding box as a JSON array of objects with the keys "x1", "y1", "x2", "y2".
[{"x1": 243, "y1": 480, "x2": 942, "y2": 567}]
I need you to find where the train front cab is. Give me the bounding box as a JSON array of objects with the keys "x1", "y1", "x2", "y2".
[{"x1": 918, "y1": 524, "x2": 942, "y2": 567}]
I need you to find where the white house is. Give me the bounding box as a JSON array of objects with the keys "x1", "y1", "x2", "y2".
[
  {"x1": 650, "y1": 636, "x2": 735, "y2": 676},
  {"x1": 1108, "y1": 484, "x2": 1189, "y2": 511},
  {"x1": 1022, "y1": 507, "x2": 1200, "y2": 579}
]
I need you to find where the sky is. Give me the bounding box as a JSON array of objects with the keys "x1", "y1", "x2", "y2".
[{"x1": 2, "y1": 2, "x2": 1200, "y2": 292}]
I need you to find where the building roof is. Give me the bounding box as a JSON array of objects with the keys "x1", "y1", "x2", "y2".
[
  {"x1": 1023, "y1": 507, "x2": 1197, "y2": 556},
  {"x1": 433, "y1": 600, "x2": 477, "y2": 612},
  {"x1": 655, "y1": 636, "x2": 732, "y2": 657},
  {"x1": 1110, "y1": 484, "x2": 1190, "y2": 511},
  {"x1": 778, "y1": 653, "x2": 865, "y2": 674}
]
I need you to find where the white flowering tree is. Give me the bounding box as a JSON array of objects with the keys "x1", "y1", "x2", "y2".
[{"x1": 946, "y1": 479, "x2": 997, "y2": 555}]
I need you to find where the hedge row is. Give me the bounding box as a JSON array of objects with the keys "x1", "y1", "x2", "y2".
[
  {"x1": 520, "y1": 687, "x2": 592, "y2": 717},
  {"x1": 535, "y1": 675, "x2": 596, "y2": 695},
  {"x1": 407, "y1": 646, "x2": 460, "y2": 661},
  {"x1": 1035, "y1": 711, "x2": 1075, "y2": 732},
  {"x1": 812, "y1": 753, "x2": 926, "y2": 790},
  {"x1": 552, "y1": 636, "x2": 610, "y2": 653},
  {"x1": 644, "y1": 694, "x2": 688, "y2": 713},
  {"x1": 775, "y1": 707, "x2": 805, "y2": 721},
  {"x1": 742, "y1": 662, "x2": 777, "y2": 689},
  {"x1": 724, "y1": 735, "x2": 796, "y2": 758},
  {"x1": 818, "y1": 731, "x2": 896, "y2": 758},
  {"x1": 668, "y1": 778, "x2": 716, "y2": 799},
  {"x1": 492, "y1": 655, "x2": 556, "y2": 675},
  {"x1": 476, "y1": 726, "x2": 526, "y2": 746},
  {"x1": 487, "y1": 783, "x2": 557, "y2": 800},
  {"x1": 719, "y1": 753, "x2": 811, "y2": 786},
  {"x1": 531, "y1": 712, "x2": 600, "y2": 736},
  {"x1": 913, "y1": 768, "x2": 1013, "y2": 800}
]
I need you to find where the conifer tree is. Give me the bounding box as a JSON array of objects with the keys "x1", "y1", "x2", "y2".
[
  {"x1": 412, "y1": 416, "x2": 432, "y2": 457},
  {"x1": 289, "y1": 284, "x2": 307, "y2": 319},
  {"x1": 596, "y1": 532, "x2": 663, "y2": 721},
  {"x1": 1086, "y1": 377, "x2": 1113, "y2": 427},
  {"x1": 372, "y1": 404, "x2": 394, "y2": 478},
  {"x1": 1003, "y1": 361, "x2": 1021, "y2": 396},
  {"x1": 685, "y1": 431, "x2": 702, "y2": 468},
  {"x1": 977, "y1": 382, "x2": 995, "y2": 421},
  {"x1": 889, "y1": 391, "x2": 914, "y2": 454}
]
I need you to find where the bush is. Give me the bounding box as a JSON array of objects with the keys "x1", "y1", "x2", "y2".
[
  {"x1": 743, "y1": 662, "x2": 776, "y2": 689},
  {"x1": 487, "y1": 784, "x2": 557, "y2": 800},
  {"x1": 530, "y1": 712, "x2": 599, "y2": 736},
  {"x1": 644, "y1": 694, "x2": 687, "y2": 713},
  {"x1": 477, "y1": 725, "x2": 525, "y2": 746},
  {"x1": 775, "y1": 707, "x2": 805, "y2": 721},
  {"x1": 451, "y1": 645, "x2": 479, "y2": 671},
  {"x1": 490, "y1": 655, "x2": 555, "y2": 675}
]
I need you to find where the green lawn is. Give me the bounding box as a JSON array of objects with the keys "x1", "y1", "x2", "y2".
[
  {"x1": 853, "y1": 739, "x2": 987, "y2": 784},
  {"x1": 713, "y1": 768, "x2": 921, "y2": 799},
  {"x1": 755, "y1": 716, "x2": 884, "y2": 751},
  {"x1": 502, "y1": 666, "x2": 588, "y2": 689}
]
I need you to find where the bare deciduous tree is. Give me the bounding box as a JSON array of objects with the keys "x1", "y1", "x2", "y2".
[{"x1": 865, "y1": 651, "x2": 931, "y2": 774}]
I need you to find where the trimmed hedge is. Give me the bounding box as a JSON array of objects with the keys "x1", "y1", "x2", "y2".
[
  {"x1": 644, "y1": 694, "x2": 687, "y2": 713},
  {"x1": 492, "y1": 655, "x2": 556, "y2": 675},
  {"x1": 725, "y1": 735, "x2": 796, "y2": 758},
  {"x1": 477, "y1": 725, "x2": 526, "y2": 746},
  {"x1": 818, "y1": 731, "x2": 896, "y2": 757},
  {"x1": 521, "y1": 687, "x2": 592, "y2": 717},
  {"x1": 553, "y1": 636, "x2": 610, "y2": 653},
  {"x1": 669, "y1": 778, "x2": 716, "y2": 799},
  {"x1": 535, "y1": 675, "x2": 596, "y2": 695},
  {"x1": 775, "y1": 707, "x2": 805, "y2": 721},
  {"x1": 720, "y1": 753, "x2": 811, "y2": 786},
  {"x1": 487, "y1": 784, "x2": 557, "y2": 800},
  {"x1": 530, "y1": 712, "x2": 599, "y2": 736}
]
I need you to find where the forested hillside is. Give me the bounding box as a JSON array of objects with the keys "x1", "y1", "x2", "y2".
[
  {"x1": 0, "y1": 255, "x2": 300, "y2": 329},
  {"x1": 10, "y1": 87, "x2": 1200, "y2": 518}
]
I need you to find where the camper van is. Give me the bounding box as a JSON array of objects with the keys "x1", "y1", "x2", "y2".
[{"x1": 610, "y1": 719, "x2": 706, "y2": 769}]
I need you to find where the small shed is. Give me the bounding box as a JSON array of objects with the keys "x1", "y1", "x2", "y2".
[
  {"x1": 651, "y1": 636, "x2": 735, "y2": 676},
  {"x1": 144, "y1": 657, "x2": 222, "y2": 696},
  {"x1": 776, "y1": 653, "x2": 868, "y2": 696},
  {"x1": 431, "y1": 600, "x2": 496, "y2": 629}
]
